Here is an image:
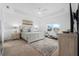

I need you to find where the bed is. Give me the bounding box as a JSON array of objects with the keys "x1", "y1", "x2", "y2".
[{"x1": 21, "y1": 20, "x2": 45, "y2": 43}]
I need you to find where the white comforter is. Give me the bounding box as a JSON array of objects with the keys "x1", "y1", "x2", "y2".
[{"x1": 21, "y1": 31, "x2": 45, "y2": 43}]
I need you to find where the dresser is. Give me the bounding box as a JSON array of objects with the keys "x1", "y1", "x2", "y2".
[{"x1": 58, "y1": 33, "x2": 77, "y2": 56}]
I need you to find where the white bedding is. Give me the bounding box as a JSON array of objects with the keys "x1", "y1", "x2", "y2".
[{"x1": 21, "y1": 31, "x2": 45, "y2": 43}]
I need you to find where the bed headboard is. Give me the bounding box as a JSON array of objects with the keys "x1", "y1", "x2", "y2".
[
  {"x1": 22, "y1": 20, "x2": 33, "y2": 25},
  {"x1": 20, "y1": 20, "x2": 33, "y2": 32}
]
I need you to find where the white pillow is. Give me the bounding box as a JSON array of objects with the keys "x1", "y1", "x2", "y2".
[
  {"x1": 48, "y1": 30, "x2": 58, "y2": 38},
  {"x1": 22, "y1": 25, "x2": 32, "y2": 32},
  {"x1": 31, "y1": 26, "x2": 39, "y2": 32}
]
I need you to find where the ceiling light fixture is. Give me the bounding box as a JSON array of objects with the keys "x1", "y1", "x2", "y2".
[
  {"x1": 37, "y1": 8, "x2": 42, "y2": 15},
  {"x1": 6, "y1": 5, "x2": 9, "y2": 8},
  {"x1": 38, "y1": 11, "x2": 42, "y2": 15}
]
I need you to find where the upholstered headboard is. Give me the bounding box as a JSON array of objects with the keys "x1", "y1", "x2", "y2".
[
  {"x1": 22, "y1": 20, "x2": 33, "y2": 25},
  {"x1": 21, "y1": 20, "x2": 33, "y2": 32}
]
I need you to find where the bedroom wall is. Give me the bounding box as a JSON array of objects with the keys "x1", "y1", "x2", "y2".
[{"x1": 0, "y1": 3, "x2": 71, "y2": 40}]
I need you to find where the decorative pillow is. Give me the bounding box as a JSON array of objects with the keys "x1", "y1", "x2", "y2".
[
  {"x1": 48, "y1": 30, "x2": 58, "y2": 38},
  {"x1": 31, "y1": 27, "x2": 39, "y2": 32},
  {"x1": 22, "y1": 25, "x2": 32, "y2": 32}
]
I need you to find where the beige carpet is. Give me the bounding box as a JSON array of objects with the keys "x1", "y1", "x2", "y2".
[
  {"x1": 3, "y1": 40, "x2": 41, "y2": 56},
  {"x1": 3, "y1": 39, "x2": 59, "y2": 56}
]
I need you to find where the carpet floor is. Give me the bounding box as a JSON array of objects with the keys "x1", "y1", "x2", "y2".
[{"x1": 3, "y1": 39, "x2": 59, "y2": 56}]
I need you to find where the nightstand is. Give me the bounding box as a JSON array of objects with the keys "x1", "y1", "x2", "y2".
[{"x1": 11, "y1": 31, "x2": 20, "y2": 40}]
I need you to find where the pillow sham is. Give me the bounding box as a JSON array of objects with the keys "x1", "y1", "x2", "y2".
[{"x1": 22, "y1": 25, "x2": 32, "y2": 32}]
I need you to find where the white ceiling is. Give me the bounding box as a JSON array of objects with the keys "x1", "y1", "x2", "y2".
[{"x1": 3, "y1": 3, "x2": 69, "y2": 17}]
